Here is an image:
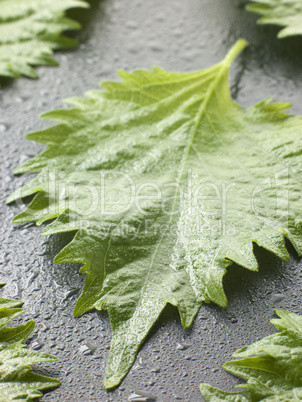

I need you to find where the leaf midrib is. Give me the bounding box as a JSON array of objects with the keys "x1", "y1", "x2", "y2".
[
  {"x1": 107, "y1": 61, "x2": 232, "y2": 378},
  {"x1": 76, "y1": 70, "x2": 224, "y2": 312}
]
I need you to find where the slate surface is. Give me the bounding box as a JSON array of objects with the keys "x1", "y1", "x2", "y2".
[{"x1": 1, "y1": 0, "x2": 302, "y2": 401}]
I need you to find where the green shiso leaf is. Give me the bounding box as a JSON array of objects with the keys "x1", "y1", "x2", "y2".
[{"x1": 7, "y1": 39, "x2": 302, "y2": 388}]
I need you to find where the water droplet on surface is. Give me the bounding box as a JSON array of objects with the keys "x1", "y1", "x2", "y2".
[
  {"x1": 271, "y1": 293, "x2": 286, "y2": 304},
  {"x1": 176, "y1": 342, "x2": 192, "y2": 350},
  {"x1": 25, "y1": 269, "x2": 39, "y2": 287},
  {"x1": 148, "y1": 42, "x2": 163, "y2": 52},
  {"x1": 16, "y1": 96, "x2": 28, "y2": 103},
  {"x1": 150, "y1": 366, "x2": 160, "y2": 373},
  {"x1": 61, "y1": 288, "x2": 79, "y2": 302},
  {"x1": 126, "y1": 20, "x2": 138, "y2": 29},
  {"x1": 0, "y1": 123, "x2": 7, "y2": 132},
  {"x1": 78, "y1": 345, "x2": 91, "y2": 355},
  {"x1": 85, "y1": 341, "x2": 97, "y2": 354},
  {"x1": 32, "y1": 339, "x2": 45, "y2": 350},
  {"x1": 93, "y1": 372, "x2": 103, "y2": 377},
  {"x1": 128, "y1": 390, "x2": 157, "y2": 401},
  {"x1": 132, "y1": 356, "x2": 144, "y2": 371}
]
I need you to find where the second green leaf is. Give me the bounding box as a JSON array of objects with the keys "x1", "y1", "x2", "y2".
[
  {"x1": 200, "y1": 309, "x2": 302, "y2": 401},
  {"x1": 247, "y1": 0, "x2": 302, "y2": 38},
  {"x1": 0, "y1": 0, "x2": 89, "y2": 83}
]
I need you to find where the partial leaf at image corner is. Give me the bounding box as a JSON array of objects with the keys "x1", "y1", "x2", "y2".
[
  {"x1": 200, "y1": 309, "x2": 302, "y2": 401},
  {"x1": 246, "y1": 0, "x2": 302, "y2": 38},
  {"x1": 7, "y1": 38, "x2": 302, "y2": 388},
  {"x1": 0, "y1": 0, "x2": 90, "y2": 84},
  {"x1": 0, "y1": 286, "x2": 60, "y2": 401}
]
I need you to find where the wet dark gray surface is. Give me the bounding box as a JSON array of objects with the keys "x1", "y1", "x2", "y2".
[{"x1": 1, "y1": 0, "x2": 302, "y2": 401}]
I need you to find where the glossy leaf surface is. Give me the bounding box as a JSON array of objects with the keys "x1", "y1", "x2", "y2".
[{"x1": 7, "y1": 39, "x2": 302, "y2": 388}]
